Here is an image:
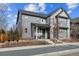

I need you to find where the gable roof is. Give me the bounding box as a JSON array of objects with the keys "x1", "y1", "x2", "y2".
[
  {"x1": 18, "y1": 8, "x2": 65, "y2": 18},
  {"x1": 16, "y1": 8, "x2": 70, "y2": 24},
  {"x1": 20, "y1": 10, "x2": 48, "y2": 18}
]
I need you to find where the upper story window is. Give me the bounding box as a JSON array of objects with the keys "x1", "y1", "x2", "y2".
[
  {"x1": 41, "y1": 19, "x2": 46, "y2": 24},
  {"x1": 25, "y1": 28, "x2": 27, "y2": 33},
  {"x1": 58, "y1": 17, "x2": 68, "y2": 27}
]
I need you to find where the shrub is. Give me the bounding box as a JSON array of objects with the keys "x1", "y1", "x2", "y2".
[{"x1": 7, "y1": 29, "x2": 20, "y2": 41}]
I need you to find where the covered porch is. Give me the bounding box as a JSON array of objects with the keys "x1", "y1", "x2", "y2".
[{"x1": 31, "y1": 23, "x2": 50, "y2": 39}]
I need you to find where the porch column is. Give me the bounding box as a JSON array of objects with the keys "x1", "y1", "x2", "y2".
[
  {"x1": 45, "y1": 30, "x2": 47, "y2": 39},
  {"x1": 36, "y1": 26, "x2": 38, "y2": 39},
  {"x1": 67, "y1": 20, "x2": 70, "y2": 39}
]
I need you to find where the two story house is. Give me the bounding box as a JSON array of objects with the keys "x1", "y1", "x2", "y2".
[{"x1": 16, "y1": 8, "x2": 70, "y2": 40}]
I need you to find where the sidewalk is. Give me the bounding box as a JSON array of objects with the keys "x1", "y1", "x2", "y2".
[
  {"x1": 0, "y1": 44, "x2": 51, "y2": 52},
  {"x1": 0, "y1": 42, "x2": 79, "y2": 56},
  {"x1": 0, "y1": 42, "x2": 79, "y2": 52}
]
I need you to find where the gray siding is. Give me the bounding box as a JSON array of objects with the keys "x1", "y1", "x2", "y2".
[
  {"x1": 16, "y1": 12, "x2": 22, "y2": 37},
  {"x1": 46, "y1": 17, "x2": 50, "y2": 25},
  {"x1": 48, "y1": 9, "x2": 70, "y2": 39},
  {"x1": 16, "y1": 8, "x2": 70, "y2": 40},
  {"x1": 22, "y1": 15, "x2": 47, "y2": 39}
]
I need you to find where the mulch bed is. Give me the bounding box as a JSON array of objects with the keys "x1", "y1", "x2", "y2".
[{"x1": 0, "y1": 40, "x2": 50, "y2": 48}]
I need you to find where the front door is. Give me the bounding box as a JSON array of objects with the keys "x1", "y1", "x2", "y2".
[
  {"x1": 37, "y1": 27, "x2": 50, "y2": 39},
  {"x1": 38, "y1": 28, "x2": 45, "y2": 39}
]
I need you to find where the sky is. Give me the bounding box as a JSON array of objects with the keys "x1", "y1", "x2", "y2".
[{"x1": 3, "y1": 3, "x2": 79, "y2": 29}]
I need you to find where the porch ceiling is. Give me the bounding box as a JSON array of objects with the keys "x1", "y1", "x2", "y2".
[{"x1": 31, "y1": 23, "x2": 50, "y2": 29}]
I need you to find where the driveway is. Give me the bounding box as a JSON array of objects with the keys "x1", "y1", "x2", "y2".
[{"x1": 0, "y1": 45, "x2": 79, "y2": 56}]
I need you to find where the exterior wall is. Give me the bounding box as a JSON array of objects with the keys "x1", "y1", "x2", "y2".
[
  {"x1": 49, "y1": 9, "x2": 62, "y2": 39},
  {"x1": 59, "y1": 10, "x2": 70, "y2": 39},
  {"x1": 21, "y1": 15, "x2": 47, "y2": 39},
  {"x1": 16, "y1": 12, "x2": 22, "y2": 37},
  {"x1": 49, "y1": 9, "x2": 70, "y2": 39},
  {"x1": 16, "y1": 8, "x2": 70, "y2": 40},
  {"x1": 46, "y1": 17, "x2": 50, "y2": 25},
  {"x1": 59, "y1": 11, "x2": 68, "y2": 17},
  {"x1": 58, "y1": 18, "x2": 68, "y2": 27},
  {"x1": 58, "y1": 29, "x2": 67, "y2": 39},
  {"x1": 49, "y1": 16, "x2": 54, "y2": 39},
  {"x1": 58, "y1": 13, "x2": 70, "y2": 39}
]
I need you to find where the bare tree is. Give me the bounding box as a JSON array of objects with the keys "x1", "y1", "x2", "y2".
[
  {"x1": 53, "y1": 22, "x2": 59, "y2": 46},
  {"x1": 71, "y1": 23, "x2": 79, "y2": 40},
  {"x1": 0, "y1": 3, "x2": 8, "y2": 31}
]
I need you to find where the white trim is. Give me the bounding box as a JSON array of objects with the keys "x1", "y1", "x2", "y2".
[
  {"x1": 36, "y1": 26, "x2": 38, "y2": 39},
  {"x1": 67, "y1": 20, "x2": 70, "y2": 39},
  {"x1": 45, "y1": 30, "x2": 47, "y2": 39}
]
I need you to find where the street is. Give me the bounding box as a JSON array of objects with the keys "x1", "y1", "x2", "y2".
[{"x1": 0, "y1": 45, "x2": 79, "y2": 56}]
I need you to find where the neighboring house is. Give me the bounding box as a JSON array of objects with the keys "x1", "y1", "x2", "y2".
[
  {"x1": 16, "y1": 8, "x2": 70, "y2": 40},
  {"x1": 70, "y1": 17, "x2": 79, "y2": 39}
]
